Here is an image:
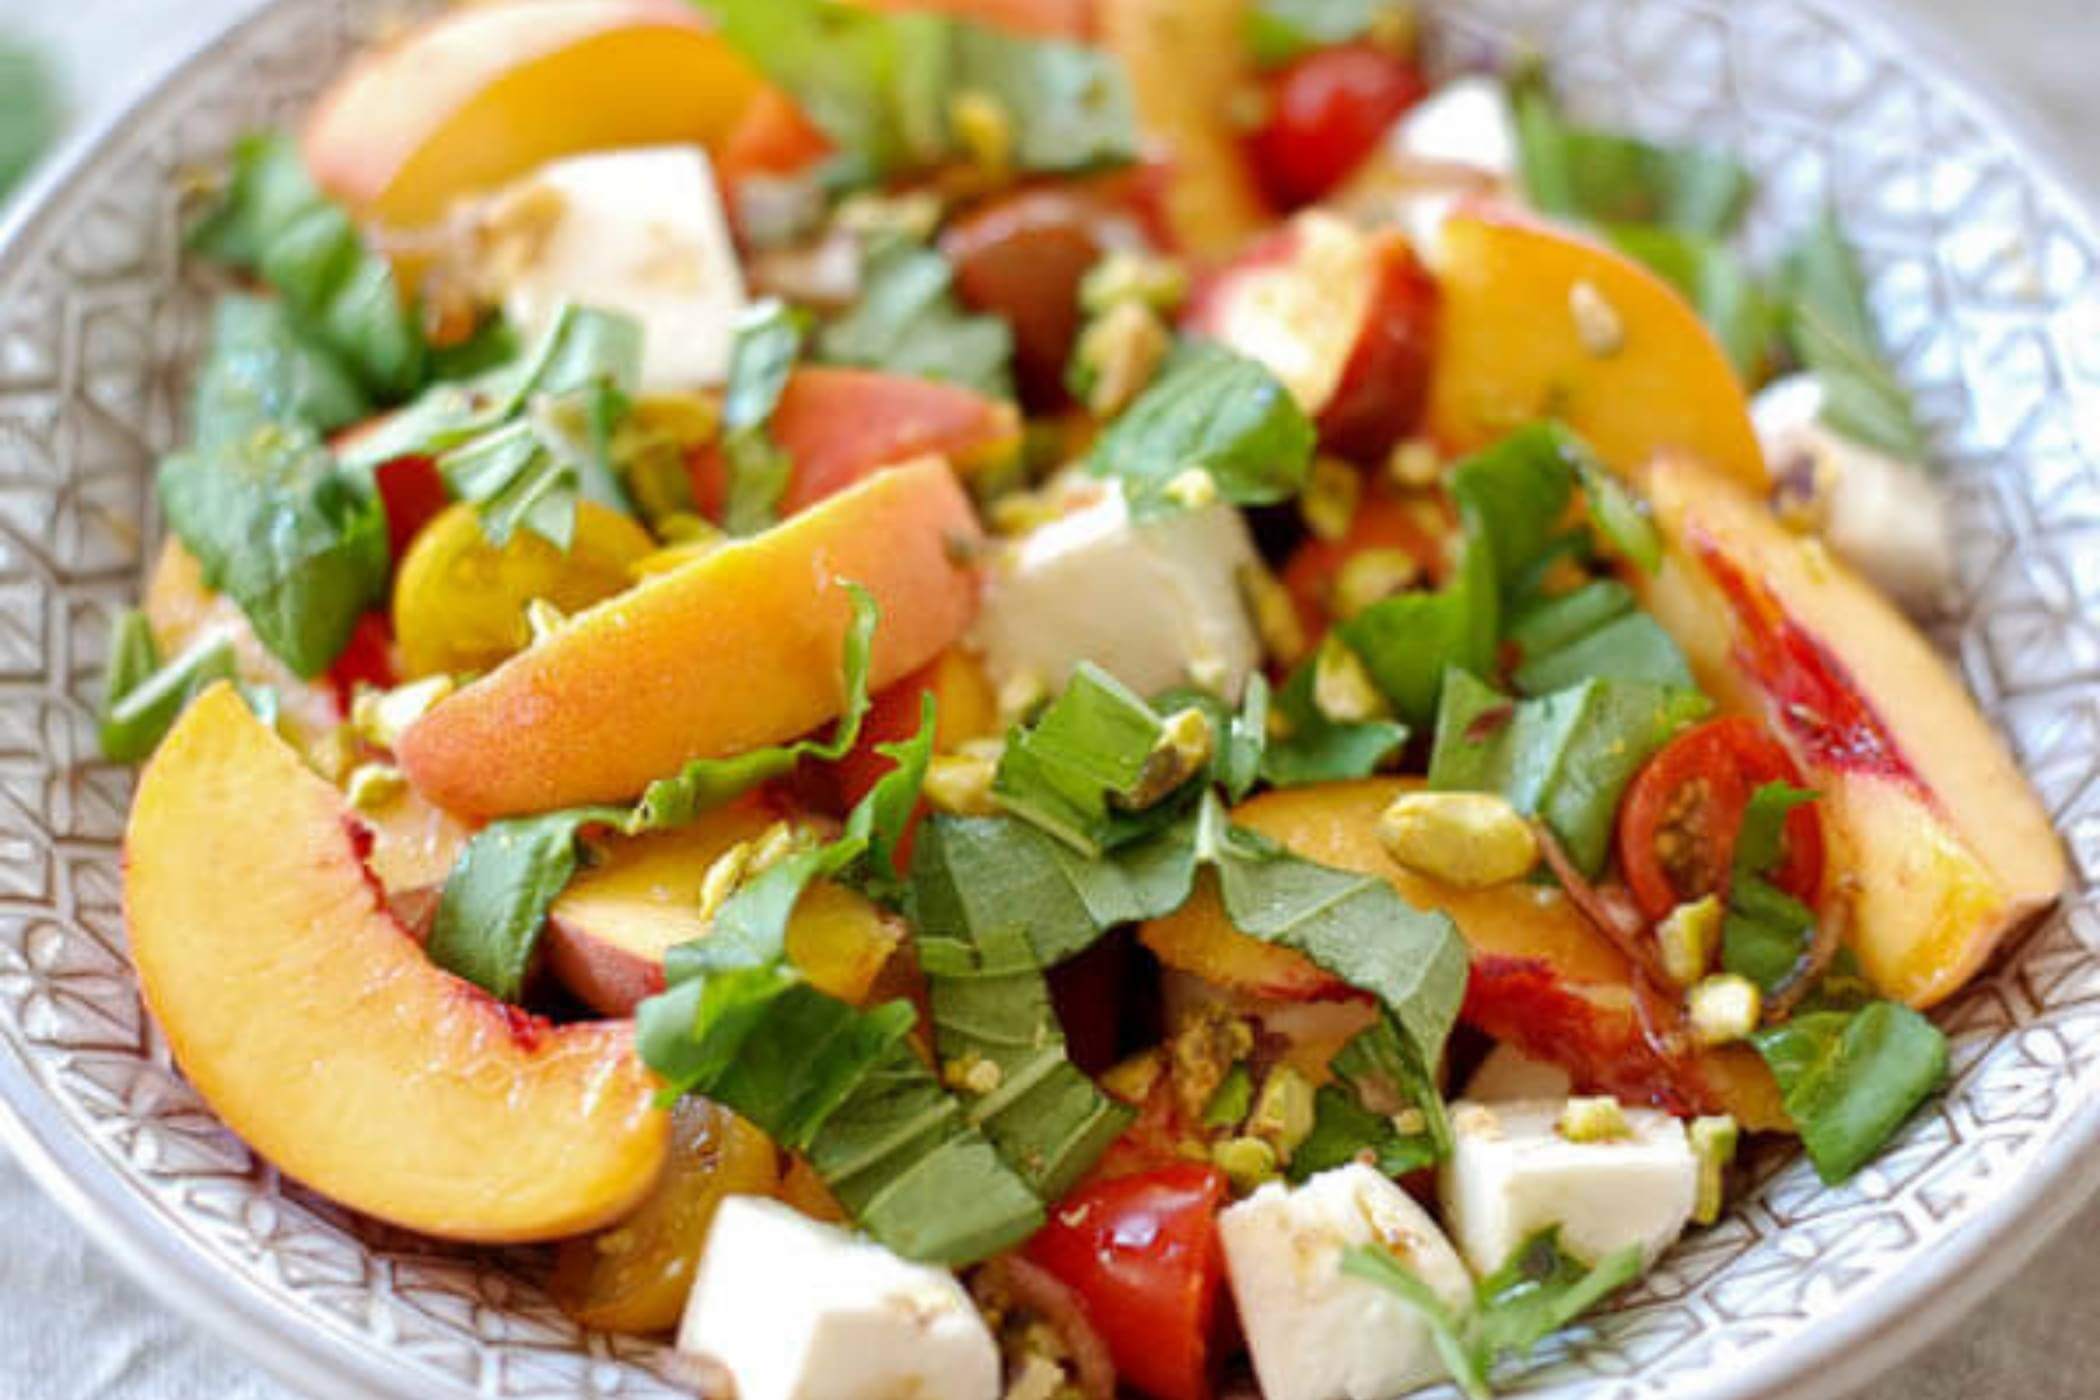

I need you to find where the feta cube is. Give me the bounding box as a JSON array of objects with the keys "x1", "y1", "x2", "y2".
[
  {"x1": 971, "y1": 484, "x2": 1262, "y2": 702},
  {"x1": 1389, "y1": 77, "x2": 1520, "y2": 180},
  {"x1": 496, "y1": 146, "x2": 747, "y2": 391},
  {"x1": 1752, "y1": 373, "x2": 1953, "y2": 614},
  {"x1": 1219, "y1": 1164, "x2": 1473, "y2": 1400},
  {"x1": 1463, "y1": 1045, "x2": 1574, "y2": 1103},
  {"x1": 677, "y1": 1196, "x2": 998, "y2": 1400},
  {"x1": 1438, "y1": 1099, "x2": 1696, "y2": 1275}
]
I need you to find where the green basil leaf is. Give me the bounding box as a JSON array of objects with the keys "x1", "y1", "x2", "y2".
[
  {"x1": 1607, "y1": 224, "x2": 1774, "y2": 381},
  {"x1": 720, "y1": 299, "x2": 809, "y2": 536},
  {"x1": 1336, "y1": 529, "x2": 1497, "y2": 729},
  {"x1": 950, "y1": 24, "x2": 1138, "y2": 173},
  {"x1": 1570, "y1": 446, "x2": 1663, "y2": 575},
  {"x1": 1203, "y1": 1063, "x2": 1255, "y2": 1128},
  {"x1": 1721, "y1": 875, "x2": 1817, "y2": 995},
  {"x1": 1449, "y1": 424, "x2": 1580, "y2": 592},
  {"x1": 0, "y1": 42, "x2": 57, "y2": 198},
  {"x1": 1243, "y1": 0, "x2": 1391, "y2": 68},
  {"x1": 1505, "y1": 580, "x2": 1635, "y2": 662},
  {"x1": 426, "y1": 810, "x2": 610, "y2": 1003},
  {"x1": 1781, "y1": 208, "x2": 1932, "y2": 467},
  {"x1": 1511, "y1": 70, "x2": 1752, "y2": 238},
  {"x1": 1471, "y1": 1227, "x2": 1644, "y2": 1362},
  {"x1": 188, "y1": 131, "x2": 426, "y2": 399},
  {"x1": 1751, "y1": 1001, "x2": 1947, "y2": 1183},
  {"x1": 1289, "y1": 1019, "x2": 1445, "y2": 1182},
  {"x1": 1338, "y1": 1246, "x2": 1489, "y2": 1400},
  {"x1": 1261, "y1": 660, "x2": 1408, "y2": 789},
  {"x1": 993, "y1": 662, "x2": 1165, "y2": 855},
  {"x1": 921, "y1": 918, "x2": 1135, "y2": 1199},
  {"x1": 158, "y1": 420, "x2": 390, "y2": 679},
  {"x1": 1734, "y1": 781, "x2": 1817, "y2": 881},
  {"x1": 96, "y1": 613, "x2": 241, "y2": 763},
  {"x1": 193, "y1": 295, "x2": 370, "y2": 442},
  {"x1": 1086, "y1": 342, "x2": 1316, "y2": 519},
  {"x1": 1291, "y1": 1083, "x2": 1436, "y2": 1183},
  {"x1": 1429, "y1": 669, "x2": 1709, "y2": 876},
  {"x1": 1512, "y1": 612, "x2": 1693, "y2": 695},
  {"x1": 819, "y1": 238, "x2": 1014, "y2": 398}
]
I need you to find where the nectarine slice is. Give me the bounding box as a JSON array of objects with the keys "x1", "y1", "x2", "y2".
[
  {"x1": 303, "y1": 0, "x2": 762, "y2": 227},
  {"x1": 545, "y1": 800, "x2": 905, "y2": 1017},
  {"x1": 1140, "y1": 778, "x2": 1787, "y2": 1128},
  {"x1": 1428, "y1": 208, "x2": 1766, "y2": 490},
  {"x1": 400, "y1": 456, "x2": 983, "y2": 817},
  {"x1": 124, "y1": 685, "x2": 667, "y2": 1242},
  {"x1": 1636, "y1": 454, "x2": 2066, "y2": 1007}
]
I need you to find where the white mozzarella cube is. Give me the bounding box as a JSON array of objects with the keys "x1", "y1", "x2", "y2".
[
  {"x1": 1438, "y1": 1100, "x2": 1696, "y2": 1276},
  {"x1": 971, "y1": 484, "x2": 1262, "y2": 702},
  {"x1": 497, "y1": 146, "x2": 747, "y2": 390},
  {"x1": 1389, "y1": 76, "x2": 1520, "y2": 180},
  {"x1": 1219, "y1": 1164, "x2": 1474, "y2": 1400},
  {"x1": 677, "y1": 1196, "x2": 998, "y2": 1400},
  {"x1": 1752, "y1": 373, "x2": 1953, "y2": 614},
  {"x1": 1463, "y1": 1045, "x2": 1574, "y2": 1103}
]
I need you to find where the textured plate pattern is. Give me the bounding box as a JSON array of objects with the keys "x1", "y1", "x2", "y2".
[{"x1": 0, "y1": 0, "x2": 2095, "y2": 1396}]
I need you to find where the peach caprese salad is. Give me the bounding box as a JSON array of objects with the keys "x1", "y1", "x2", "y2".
[{"x1": 106, "y1": 1, "x2": 2065, "y2": 1397}]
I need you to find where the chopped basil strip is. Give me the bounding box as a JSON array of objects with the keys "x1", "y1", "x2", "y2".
[
  {"x1": 719, "y1": 298, "x2": 809, "y2": 536},
  {"x1": 1720, "y1": 782, "x2": 1821, "y2": 994},
  {"x1": 818, "y1": 238, "x2": 1015, "y2": 398},
  {"x1": 1289, "y1": 1021, "x2": 1443, "y2": 1182},
  {"x1": 699, "y1": 0, "x2": 1136, "y2": 186},
  {"x1": 1264, "y1": 659, "x2": 1410, "y2": 787},
  {"x1": 1781, "y1": 208, "x2": 1932, "y2": 467},
  {"x1": 994, "y1": 663, "x2": 1168, "y2": 855},
  {"x1": 1429, "y1": 669, "x2": 1709, "y2": 876},
  {"x1": 188, "y1": 131, "x2": 426, "y2": 399},
  {"x1": 1511, "y1": 69, "x2": 1752, "y2": 239},
  {"x1": 1752, "y1": 1001, "x2": 1947, "y2": 1183},
  {"x1": 193, "y1": 295, "x2": 370, "y2": 441},
  {"x1": 1336, "y1": 531, "x2": 1497, "y2": 729},
  {"x1": 1513, "y1": 612, "x2": 1693, "y2": 695},
  {"x1": 1086, "y1": 342, "x2": 1316, "y2": 519},
  {"x1": 0, "y1": 41, "x2": 56, "y2": 199},
  {"x1": 158, "y1": 418, "x2": 389, "y2": 679},
  {"x1": 1607, "y1": 224, "x2": 1774, "y2": 381},
  {"x1": 97, "y1": 612, "x2": 240, "y2": 763}
]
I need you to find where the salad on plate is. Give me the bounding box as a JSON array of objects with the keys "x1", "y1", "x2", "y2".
[{"x1": 105, "y1": 1, "x2": 2068, "y2": 1397}]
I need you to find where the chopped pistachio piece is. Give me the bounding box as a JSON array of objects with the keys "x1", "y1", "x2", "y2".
[
  {"x1": 1202, "y1": 1062, "x2": 1255, "y2": 1129},
  {"x1": 1079, "y1": 250, "x2": 1190, "y2": 316},
  {"x1": 344, "y1": 761, "x2": 406, "y2": 813},
  {"x1": 996, "y1": 668, "x2": 1050, "y2": 724},
  {"x1": 1688, "y1": 974, "x2": 1763, "y2": 1046},
  {"x1": 1570, "y1": 278, "x2": 1626, "y2": 357},
  {"x1": 1658, "y1": 895, "x2": 1724, "y2": 987},
  {"x1": 1163, "y1": 466, "x2": 1220, "y2": 511},
  {"x1": 1212, "y1": 1134, "x2": 1281, "y2": 1193},
  {"x1": 1247, "y1": 1066, "x2": 1317, "y2": 1160},
  {"x1": 697, "y1": 840, "x2": 755, "y2": 924},
  {"x1": 1300, "y1": 456, "x2": 1362, "y2": 542},
  {"x1": 1376, "y1": 791, "x2": 1539, "y2": 888},
  {"x1": 1331, "y1": 547, "x2": 1422, "y2": 620},
  {"x1": 1312, "y1": 635, "x2": 1389, "y2": 725},
  {"x1": 524, "y1": 597, "x2": 567, "y2": 644},
  {"x1": 924, "y1": 752, "x2": 999, "y2": 816},
  {"x1": 1101, "y1": 1050, "x2": 1165, "y2": 1106},
  {"x1": 1238, "y1": 560, "x2": 1309, "y2": 668},
  {"x1": 1072, "y1": 300, "x2": 1171, "y2": 419},
  {"x1": 1119, "y1": 706, "x2": 1214, "y2": 811},
  {"x1": 1689, "y1": 1114, "x2": 1739, "y2": 1225},
  {"x1": 943, "y1": 1051, "x2": 1005, "y2": 1097},
  {"x1": 1557, "y1": 1095, "x2": 1634, "y2": 1143},
  {"x1": 1386, "y1": 437, "x2": 1442, "y2": 489},
  {"x1": 349, "y1": 674, "x2": 455, "y2": 751},
  {"x1": 834, "y1": 188, "x2": 945, "y2": 243},
  {"x1": 950, "y1": 89, "x2": 1014, "y2": 177}
]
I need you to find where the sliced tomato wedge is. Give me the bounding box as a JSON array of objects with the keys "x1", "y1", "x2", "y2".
[
  {"x1": 1026, "y1": 1163, "x2": 1228, "y2": 1400},
  {"x1": 372, "y1": 453, "x2": 448, "y2": 564},
  {"x1": 1616, "y1": 715, "x2": 1825, "y2": 921},
  {"x1": 1245, "y1": 43, "x2": 1428, "y2": 210}
]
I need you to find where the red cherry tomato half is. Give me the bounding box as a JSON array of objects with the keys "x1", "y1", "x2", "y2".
[
  {"x1": 326, "y1": 611, "x2": 397, "y2": 718},
  {"x1": 1026, "y1": 1163, "x2": 1229, "y2": 1400},
  {"x1": 372, "y1": 454, "x2": 448, "y2": 564},
  {"x1": 1616, "y1": 715, "x2": 1825, "y2": 922},
  {"x1": 1246, "y1": 43, "x2": 1428, "y2": 210}
]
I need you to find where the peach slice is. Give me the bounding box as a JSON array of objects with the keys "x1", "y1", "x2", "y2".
[
  {"x1": 1427, "y1": 207, "x2": 1766, "y2": 490},
  {"x1": 400, "y1": 456, "x2": 984, "y2": 818},
  {"x1": 1140, "y1": 778, "x2": 1788, "y2": 1128},
  {"x1": 124, "y1": 685, "x2": 667, "y2": 1242},
  {"x1": 544, "y1": 798, "x2": 906, "y2": 1017},
  {"x1": 1098, "y1": 0, "x2": 1272, "y2": 259},
  {"x1": 303, "y1": 0, "x2": 762, "y2": 227},
  {"x1": 1636, "y1": 454, "x2": 2066, "y2": 1007}
]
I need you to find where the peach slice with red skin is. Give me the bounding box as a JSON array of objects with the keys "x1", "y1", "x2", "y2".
[
  {"x1": 1635, "y1": 453, "x2": 2066, "y2": 1008},
  {"x1": 399, "y1": 456, "x2": 984, "y2": 818},
  {"x1": 124, "y1": 685, "x2": 668, "y2": 1242},
  {"x1": 1187, "y1": 212, "x2": 1439, "y2": 459},
  {"x1": 1140, "y1": 778, "x2": 1788, "y2": 1129},
  {"x1": 303, "y1": 0, "x2": 762, "y2": 227},
  {"x1": 544, "y1": 796, "x2": 907, "y2": 1018},
  {"x1": 1428, "y1": 206, "x2": 1767, "y2": 491}
]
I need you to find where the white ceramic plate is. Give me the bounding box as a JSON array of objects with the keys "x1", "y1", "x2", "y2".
[{"x1": 1, "y1": 0, "x2": 2097, "y2": 1395}]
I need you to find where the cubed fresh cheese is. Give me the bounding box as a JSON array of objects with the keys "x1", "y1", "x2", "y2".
[
  {"x1": 677, "y1": 1196, "x2": 998, "y2": 1400},
  {"x1": 1463, "y1": 1045, "x2": 1575, "y2": 1103},
  {"x1": 1752, "y1": 373, "x2": 1953, "y2": 613},
  {"x1": 1388, "y1": 76, "x2": 1520, "y2": 180},
  {"x1": 496, "y1": 146, "x2": 747, "y2": 391},
  {"x1": 1219, "y1": 1164, "x2": 1474, "y2": 1400},
  {"x1": 1438, "y1": 1099, "x2": 1696, "y2": 1276},
  {"x1": 971, "y1": 484, "x2": 1262, "y2": 702}
]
